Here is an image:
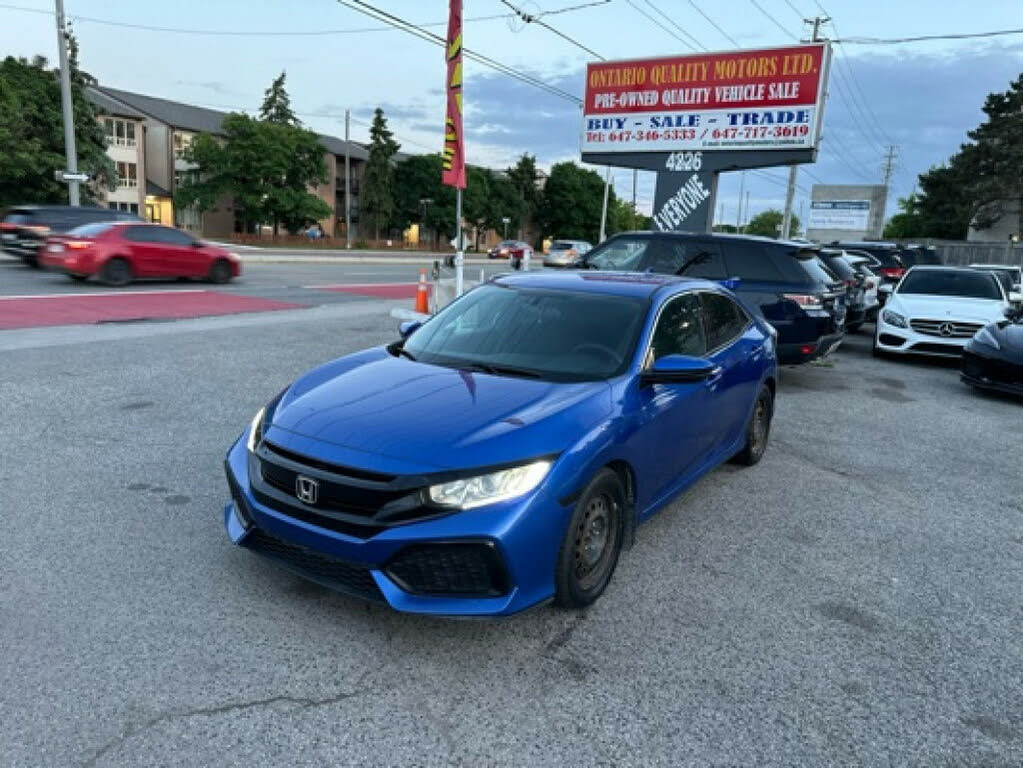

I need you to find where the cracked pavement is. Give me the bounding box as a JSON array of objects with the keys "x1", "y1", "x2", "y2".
[{"x1": 1, "y1": 291, "x2": 1021, "y2": 766}]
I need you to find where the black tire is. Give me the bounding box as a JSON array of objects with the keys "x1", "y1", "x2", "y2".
[
  {"x1": 99, "y1": 257, "x2": 132, "y2": 287},
  {"x1": 66, "y1": 274, "x2": 88, "y2": 282},
  {"x1": 554, "y1": 468, "x2": 626, "y2": 609},
  {"x1": 24, "y1": 255, "x2": 40, "y2": 269},
  {"x1": 733, "y1": 384, "x2": 773, "y2": 466},
  {"x1": 208, "y1": 259, "x2": 232, "y2": 284}
]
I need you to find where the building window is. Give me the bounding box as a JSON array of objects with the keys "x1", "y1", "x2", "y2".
[
  {"x1": 108, "y1": 202, "x2": 139, "y2": 214},
  {"x1": 104, "y1": 118, "x2": 137, "y2": 147},
  {"x1": 116, "y1": 162, "x2": 138, "y2": 188},
  {"x1": 173, "y1": 132, "x2": 194, "y2": 159}
]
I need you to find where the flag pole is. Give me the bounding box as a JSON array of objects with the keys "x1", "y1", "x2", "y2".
[{"x1": 455, "y1": 187, "x2": 463, "y2": 296}]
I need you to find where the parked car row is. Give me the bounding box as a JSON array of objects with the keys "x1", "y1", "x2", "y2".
[{"x1": 1, "y1": 204, "x2": 240, "y2": 285}]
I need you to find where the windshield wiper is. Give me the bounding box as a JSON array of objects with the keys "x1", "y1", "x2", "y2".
[
  {"x1": 387, "y1": 341, "x2": 417, "y2": 361},
  {"x1": 461, "y1": 362, "x2": 542, "y2": 379},
  {"x1": 675, "y1": 250, "x2": 711, "y2": 275}
]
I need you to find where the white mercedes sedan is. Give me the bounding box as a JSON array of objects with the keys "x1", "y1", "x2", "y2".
[{"x1": 874, "y1": 266, "x2": 1009, "y2": 357}]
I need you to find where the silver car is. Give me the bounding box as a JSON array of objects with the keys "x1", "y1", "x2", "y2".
[{"x1": 543, "y1": 239, "x2": 592, "y2": 267}]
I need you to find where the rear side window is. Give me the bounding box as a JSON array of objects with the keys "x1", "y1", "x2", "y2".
[
  {"x1": 154, "y1": 227, "x2": 196, "y2": 246},
  {"x1": 2, "y1": 211, "x2": 33, "y2": 225},
  {"x1": 820, "y1": 254, "x2": 856, "y2": 281},
  {"x1": 123, "y1": 225, "x2": 159, "y2": 242},
  {"x1": 68, "y1": 223, "x2": 116, "y2": 237},
  {"x1": 701, "y1": 292, "x2": 748, "y2": 351},
  {"x1": 795, "y1": 255, "x2": 840, "y2": 286},
  {"x1": 650, "y1": 292, "x2": 706, "y2": 360},
  {"x1": 722, "y1": 241, "x2": 784, "y2": 281},
  {"x1": 550, "y1": 241, "x2": 573, "y2": 250},
  {"x1": 681, "y1": 243, "x2": 727, "y2": 279}
]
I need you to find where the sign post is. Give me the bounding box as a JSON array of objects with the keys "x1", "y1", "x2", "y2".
[
  {"x1": 580, "y1": 43, "x2": 832, "y2": 233},
  {"x1": 441, "y1": 0, "x2": 466, "y2": 297}
]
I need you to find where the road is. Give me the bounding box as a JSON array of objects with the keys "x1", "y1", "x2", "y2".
[{"x1": 1, "y1": 284, "x2": 1020, "y2": 766}]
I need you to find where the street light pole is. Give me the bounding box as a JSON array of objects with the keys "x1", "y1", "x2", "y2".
[
  {"x1": 344, "y1": 109, "x2": 352, "y2": 249},
  {"x1": 54, "y1": 0, "x2": 79, "y2": 206}
]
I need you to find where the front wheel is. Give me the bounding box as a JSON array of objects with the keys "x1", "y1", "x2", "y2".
[
  {"x1": 207, "y1": 259, "x2": 233, "y2": 284},
  {"x1": 554, "y1": 468, "x2": 626, "y2": 609},
  {"x1": 733, "y1": 384, "x2": 773, "y2": 466}
]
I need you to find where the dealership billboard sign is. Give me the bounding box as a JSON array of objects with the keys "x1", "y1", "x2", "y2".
[
  {"x1": 581, "y1": 44, "x2": 829, "y2": 154},
  {"x1": 808, "y1": 200, "x2": 871, "y2": 231},
  {"x1": 579, "y1": 43, "x2": 832, "y2": 233}
]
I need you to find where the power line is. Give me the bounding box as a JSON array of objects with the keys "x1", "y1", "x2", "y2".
[
  {"x1": 336, "y1": 0, "x2": 582, "y2": 105},
  {"x1": 837, "y1": 28, "x2": 1023, "y2": 44},
  {"x1": 782, "y1": 0, "x2": 805, "y2": 22},
  {"x1": 748, "y1": 0, "x2": 798, "y2": 41},
  {"x1": 0, "y1": 2, "x2": 513, "y2": 36},
  {"x1": 686, "y1": 1, "x2": 740, "y2": 48},
  {"x1": 640, "y1": 0, "x2": 706, "y2": 51},
  {"x1": 499, "y1": 0, "x2": 604, "y2": 59},
  {"x1": 624, "y1": 0, "x2": 699, "y2": 51}
]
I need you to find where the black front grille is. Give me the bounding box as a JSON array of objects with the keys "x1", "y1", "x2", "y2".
[
  {"x1": 243, "y1": 528, "x2": 384, "y2": 603},
  {"x1": 878, "y1": 333, "x2": 905, "y2": 346},
  {"x1": 385, "y1": 543, "x2": 511, "y2": 597},
  {"x1": 250, "y1": 442, "x2": 450, "y2": 539},
  {"x1": 909, "y1": 342, "x2": 964, "y2": 356}
]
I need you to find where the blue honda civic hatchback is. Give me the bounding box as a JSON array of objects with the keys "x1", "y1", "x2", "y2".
[{"x1": 223, "y1": 271, "x2": 778, "y2": 616}]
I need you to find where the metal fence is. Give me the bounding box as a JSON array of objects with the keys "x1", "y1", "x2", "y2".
[{"x1": 898, "y1": 239, "x2": 1023, "y2": 268}]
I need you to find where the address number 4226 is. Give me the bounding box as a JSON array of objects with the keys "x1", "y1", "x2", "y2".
[{"x1": 665, "y1": 151, "x2": 702, "y2": 172}]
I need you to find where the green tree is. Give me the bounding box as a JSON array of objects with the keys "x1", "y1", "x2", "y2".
[
  {"x1": 506, "y1": 153, "x2": 540, "y2": 223},
  {"x1": 361, "y1": 107, "x2": 400, "y2": 239},
  {"x1": 539, "y1": 161, "x2": 608, "y2": 243},
  {"x1": 744, "y1": 208, "x2": 800, "y2": 238},
  {"x1": 175, "y1": 113, "x2": 330, "y2": 234},
  {"x1": 903, "y1": 75, "x2": 1023, "y2": 239},
  {"x1": 0, "y1": 52, "x2": 113, "y2": 207},
  {"x1": 608, "y1": 198, "x2": 649, "y2": 234},
  {"x1": 259, "y1": 71, "x2": 299, "y2": 126},
  {"x1": 391, "y1": 153, "x2": 456, "y2": 245}
]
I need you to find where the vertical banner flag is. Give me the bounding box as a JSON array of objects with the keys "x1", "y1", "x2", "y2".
[{"x1": 442, "y1": 0, "x2": 465, "y2": 188}]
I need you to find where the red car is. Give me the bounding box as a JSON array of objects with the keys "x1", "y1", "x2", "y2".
[
  {"x1": 39, "y1": 222, "x2": 241, "y2": 286},
  {"x1": 487, "y1": 240, "x2": 532, "y2": 260}
]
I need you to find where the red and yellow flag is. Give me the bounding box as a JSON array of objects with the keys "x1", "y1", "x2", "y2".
[{"x1": 441, "y1": 0, "x2": 465, "y2": 188}]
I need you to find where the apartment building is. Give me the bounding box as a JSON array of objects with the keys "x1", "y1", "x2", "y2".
[
  {"x1": 87, "y1": 86, "x2": 369, "y2": 239},
  {"x1": 84, "y1": 87, "x2": 146, "y2": 215}
]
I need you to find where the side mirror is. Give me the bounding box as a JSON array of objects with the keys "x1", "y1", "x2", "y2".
[
  {"x1": 1004, "y1": 306, "x2": 1022, "y2": 321},
  {"x1": 398, "y1": 320, "x2": 422, "y2": 339},
  {"x1": 640, "y1": 354, "x2": 720, "y2": 386},
  {"x1": 191, "y1": 240, "x2": 204, "y2": 247},
  {"x1": 878, "y1": 283, "x2": 894, "y2": 296},
  {"x1": 719, "y1": 276, "x2": 742, "y2": 291}
]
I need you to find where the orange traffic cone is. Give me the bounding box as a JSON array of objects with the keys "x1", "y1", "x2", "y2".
[{"x1": 414, "y1": 268, "x2": 430, "y2": 314}]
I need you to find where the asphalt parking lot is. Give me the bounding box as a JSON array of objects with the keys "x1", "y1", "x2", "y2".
[{"x1": 1, "y1": 295, "x2": 1021, "y2": 766}]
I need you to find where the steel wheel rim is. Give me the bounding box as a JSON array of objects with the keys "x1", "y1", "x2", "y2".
[
  {"x1": 750, "y1": 398, "x2": 768, "y2": 456},
  {"x1": 573, "y1": 493, "x2": 617, "y2": 591}
]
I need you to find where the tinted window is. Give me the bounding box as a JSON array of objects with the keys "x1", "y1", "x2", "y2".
[
  {"x1": 795, "y1": 255, "x2": 840, "y2": 286},
  {"x1": 680, "y1": 243, "x2": 727, "y2": 279},
  {"x1": 3, "y1": 211, "x2": 33, "y2": 225},
  {"x1": 123, "y1": 226, "x2": 159, "y2": 242},
  {"x1": 154, "y1": 227, "x2": 197, "y2": 246},
  {"x1": 722, "y1": 241, "x2": 784, "y2": 281},
  {"x1": 897, "y1": 269, "x2": 1002, "y2": 299},
  {"x1": 701, "y1": 292, "x2": 748, "y2": 351},
  {"x1": 975, "y1": 269, "x2": 1014, "y2": 293},
  {"x1": 650, "y1": 293, "x2": 706, "y2": 360},
  {"x1": 819, "y1": 253, "x2": 856, "y2": 280},
  {"x1": 550, "y1": 241, "x2": 574, "y2": 251},
  {"x1": 403, "y1": 284, "x2": 647, "y2": 382},
  {"x1": 68, "y1": 223, "x2": 116, "y2": 237}
]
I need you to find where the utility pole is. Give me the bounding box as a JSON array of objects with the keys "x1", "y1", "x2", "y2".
[
  {"x1": 631, "y1": 168, "x2": 637, "y2": 209},
  {"x1": 781, "y1": 15, "x2": 829, "y2": 239},
  {"x1": 879, "y1": 144, "x2": 897, "y2": 225},
  {"x1": 743, "y1": 190, "x2": 750, "y2": 233},
  {"x1": 344, "y1": 109, "x2": 352, "y2": 248},
  {"x1": 736, "y1": 170, "x2": 746, "y2": 230},
  {"x1": 599, "y1": 166, "x2": 611, "y2": 241},
  {"x1": 55, "y1": 0, "x2": 79, "y2": 206}
]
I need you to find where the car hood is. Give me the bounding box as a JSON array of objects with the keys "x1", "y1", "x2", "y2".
[
  {"x1": 889, "y1": 294, "x2": 1007, "y2": 323},
  {"x1": 264, "y1": 348, "x2": 613, "y2": 472},
  {"x1": 978, "y1": 319, "x2": 1023, "y2": 354}
]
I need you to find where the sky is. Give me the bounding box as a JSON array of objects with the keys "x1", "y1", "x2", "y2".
[{"x1": 2, "y1": 0, "x2": 1021, "y2": 226}]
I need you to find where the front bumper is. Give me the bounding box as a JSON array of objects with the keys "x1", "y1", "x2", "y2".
[
  {"x1": 874, "y1": 316, "x2": 972, "y2": 357},
  {"x1": 961, "y1": 348, "x2": 1023, "y2": 396},
  {"x1": 222, "y1": 438, "x2": 565, "y2": 616},
  {"x1": 543, "y1": 253, "x2": 576, "y2": 267}
]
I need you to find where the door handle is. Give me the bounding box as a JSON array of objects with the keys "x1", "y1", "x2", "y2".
[{"x1": 704, "y1": 366, "x2": 723, "y2": 386}]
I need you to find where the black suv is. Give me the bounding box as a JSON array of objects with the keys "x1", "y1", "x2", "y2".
[
  {"x1": 1, "y1": 205, "x2": 142, "y2": 267},
  {"x1": 579, "y1": 232, "x2": 846, "y2": 365},
  {"x1": 830, "y1": 241, "x2": 908, "y2": 286}
]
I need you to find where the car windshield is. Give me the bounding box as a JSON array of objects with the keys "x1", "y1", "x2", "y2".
[
  {"x1": 402, "y1": 283, "x2": 646, "y2": 382},
  {"x1": 974, "y1": 268, "x2": 1015, "y2": 293},
  {"x1": 583, "y1": 235, "x2": 654, "y2": 271},
  {"x1": 3, "y1": 211, "x2": 32, "y2": 225},
  {"x1": 897, "y1": 269, "x2": 1002, "y2": 299},
  {"x1": 796, "y1": 253, "x2": 840, "y2": 285},
  {"x1": 68, "y1": 222, "x2": 116, "y2": 237},
  {"x1": 550, "y1": 241, "x2": 575, "y2": 250}
]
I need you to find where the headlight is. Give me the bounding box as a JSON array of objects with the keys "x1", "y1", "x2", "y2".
[
  {"x1": 246, "y1": 406, "x2": 266, "y2": 453},
  {"x1": 428, "y1": 460, "x2": 552, "y2": 509},
  {"x1": 974, "y1": 327, "x2": 1001, "y2": 350},
  {"x1": 881, "y1": 309, "x2": 908, "y2": 328}
]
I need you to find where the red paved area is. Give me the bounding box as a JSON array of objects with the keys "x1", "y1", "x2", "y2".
[
  {"x1": 0, "y1": 290, "x2": 304, "y2": 330},
  {"x1": 314, "y1": 282, "x2": 428, "y2": 300}
]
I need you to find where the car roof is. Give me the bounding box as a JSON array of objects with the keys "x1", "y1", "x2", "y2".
[
  {"x1": 492, "y1": 270, "x2": 710, "y2": 299},
  {"x1": 970, "y1": 263, "x2": 1019, "y2": 270},
  {"x1": 612, "y1": 230, "x2": 812, "y2": 249}
]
